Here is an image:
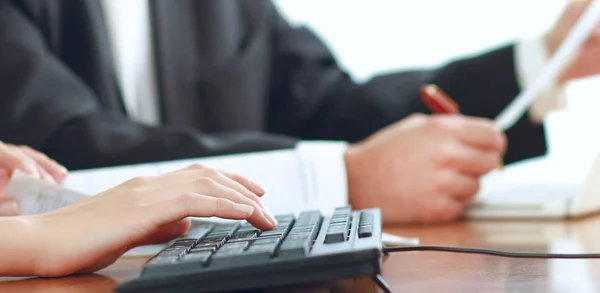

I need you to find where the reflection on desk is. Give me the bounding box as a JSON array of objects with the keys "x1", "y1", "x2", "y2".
[{"x1": 5, "y1": 216, "x2": 600, "y2": 292}]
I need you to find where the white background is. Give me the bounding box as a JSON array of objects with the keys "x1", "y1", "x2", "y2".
[{"x1": 274, "y1": 0, "x2": 600, "y2": 158}]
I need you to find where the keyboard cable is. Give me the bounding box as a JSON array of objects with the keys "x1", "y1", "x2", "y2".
[{"x1": 383, "y1": 246, "x2": 600, "y2": 258}]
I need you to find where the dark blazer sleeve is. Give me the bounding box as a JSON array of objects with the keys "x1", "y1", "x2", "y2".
[
  {"x1": 267, "y1": 7, "x2": 547, "y2": 165},
  {"x1": 0, "y1": 3, "x2": 297, "y2": 170}
]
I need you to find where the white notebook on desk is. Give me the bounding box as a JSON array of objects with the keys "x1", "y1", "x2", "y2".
[{"x1": 467, "y1": 152, "x2": 600, "y2": 219}]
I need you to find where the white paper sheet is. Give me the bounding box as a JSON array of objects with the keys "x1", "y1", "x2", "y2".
[
  {"x1": 63, "y1": 149, "x2": 310, "y2": 215},
  {"x1": 4, "y1": 171, "x2": 89, "y2": 215}
]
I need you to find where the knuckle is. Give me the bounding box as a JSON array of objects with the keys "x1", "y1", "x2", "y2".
[
  {"x1": 226, "y1": 189, "x2": 247, "y2": 202},
  {"x1": 18, "y1": 145, "x2": 33, "y2": 152},
  {"x1": 463, "y1": 180, "x2": 480, "y2": 198},
  {"x1": 186, "y1": 163, "x2": 205, "y2": 170},
  {"x1": 213, "y1": 197, "x2": 231, "y2": 212},
  {"x1": 126, "y1": 176, "x2": 152, "y2": 188},
  {"x1": 18, "y1": 145, "x2": 33, "y2": 151},
  {"x1": 201, "y1": 167, "x2": 220, "y2": 177},
  {"x1": 248, "y1": 193, "x2": 261, "y2": 203},
  {"x1": 434, "y1": 176, "x2": 452, "y2": 194},
  {"x1": 195, "y1": 177, "x2": 218, "y2": 188},
  {"x1": 177, "y1": 192, "x2": 196, "y2": 208},
  {"x1": 408, "y1": 113, "x2": 427, "y2": 122},
  {"x1": 433, "y1": 145, "x2": 459, "y2": 167},
  {"x1": 428, "y1": 116, "x2": 450, "y2": 129}
]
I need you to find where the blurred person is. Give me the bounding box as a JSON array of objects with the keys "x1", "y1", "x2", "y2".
[{"x1": 0, "y1": 0, "x2": 596, "y2": 224}]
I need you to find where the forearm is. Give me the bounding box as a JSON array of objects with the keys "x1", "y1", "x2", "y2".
[
  {"x1": 291, "y1": 44, "x2": 546, "y2": 163},
  {"x1": 0, "y1": 216, "x2": 38, "y2": 276}
]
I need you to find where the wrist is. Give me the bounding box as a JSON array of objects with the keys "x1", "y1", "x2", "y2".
[{"x1": 0, "y1": 216, "x2": 40, "y2": 276}]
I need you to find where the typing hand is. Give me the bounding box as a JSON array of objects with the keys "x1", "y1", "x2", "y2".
[
  {"x1": 344, "y1": 114, "x2": 506, "y2": 224},
  {"x1": 0, "y1": 141, "x2": 68, "y2": 215},
  {"x1": 544, "y1": 0, "x2": 600, "y2": 83},
  {"x1": 23, "y1": 164, "x2": 276, "y2": 277}
]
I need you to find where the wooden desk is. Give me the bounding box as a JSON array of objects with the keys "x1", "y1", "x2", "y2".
[{"x1": 4, "y1": 216, "x2": 600, "y2": 292}]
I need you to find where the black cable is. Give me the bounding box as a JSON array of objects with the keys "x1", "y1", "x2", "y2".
[{"x1": 383, "y1": 246, "x2": 600, "y2": 259}]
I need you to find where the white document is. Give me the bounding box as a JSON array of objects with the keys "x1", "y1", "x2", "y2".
[
  {"x1": 474, "y1": 156, "x2": 584, "y2": 203},
  {"x1": 494, "y1": 0, "x2": 600, "y2": 131},
  {"x1": 64, "y1": 149, "x2": 315, "y2": 216},
  {"x1": 4, "y1": 171, "x2": 89, "y2": 215},
  {"x1": 469, "y1": 147, "x2": 600, "y2": 219}
]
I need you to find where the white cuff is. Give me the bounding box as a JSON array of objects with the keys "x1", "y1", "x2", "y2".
[
  {"x1": 296, "y1": 141, "x2": 349, "y2": 212},
  {"x1": 515, "y1": 38, "x2": 566, "y2": 124}
]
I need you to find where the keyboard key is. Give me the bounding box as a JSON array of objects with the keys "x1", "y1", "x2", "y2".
[
  {"x1": 324, "y1": 210, "x2": 351, "y2": 244},
  {"x1": 259, "y1": 230, "x2": 284, "y2": 237},
  {"x1": 325, "y1": 226, "x2": 349, "y2": 244},
  {"x1": 176, "y1": 225, "x2": 213, "y2": 242},
  {"x1": 204, "y1": 232, "x2": 230, "y2": 240},
  {"x1": 193, "y1": 241, "x2": 219, "y2": 249},
  {"x1": 160, "y1": 247, "x2": 188, "y2": 254},
  {"x1": 358, "y1": 226, "x2": 373, "y2": 238},
  {"x1": 324, "y1": 232, "x2": 346, "y2": 243},
  {"x1": 217, "y1": 242, "x2": 249, "y2": 252},
  {"x1": 202, "y1": 235, "x2": 228, "y2": 245},
  {"x1": 333, "y1": 207, "x2": 351, "y2": 217},
  {"x1": 246, "y1": 244, "x2": 276, "y2": 255},
  {"x1": 169, "y1": 241, "x2": 195, "y2": 249},
  {"x1": 212, "y1": 223, "x2": 241, "y2": 232},
  {"x1": 288, "y1": 227, "x2": 314, "y2": 235},
  {"x1": 274, "y1": 214, "x2": 294, "y2": 222},
  {"x1": 210, "y1": 241, "x2": 251, "y2": 266},
  {"x1": 145, "y1": 256, "x2": 178, "y2": 267},
  {"x1": 237, "y1": 243, "x2": 277, "y2": 262},
  {"x1": 189, "y1": 247, "x2": 216, "y2": 253},
  {"x1": 252, "y1": 237, "x2": 280, "y2": 246},
  {"x1": 230, "y1": 231, "x2": 258, "y2": 240},
  {"x1": 278, "y1": 234, "x2": 311, "y2": 258},
  {"x1": 179, "y1": 251, "x2": 212, "y2": 264}
]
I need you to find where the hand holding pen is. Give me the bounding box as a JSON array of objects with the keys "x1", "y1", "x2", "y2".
[{"x1": 419, "y1": 84, "x2": 505, "y2": 169}]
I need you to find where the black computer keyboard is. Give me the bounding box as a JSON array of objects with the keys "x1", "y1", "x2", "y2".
[{"x1": 115, "y1": 207, "x2": 383, "y2": 293}]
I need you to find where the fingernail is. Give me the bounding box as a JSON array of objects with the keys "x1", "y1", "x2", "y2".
[
  {"x1": 262, "y1": 208, "x2": 278, "y2": 226},
  {"x1": 0, "y1": 201, "x2": 19, "y2": 216},
  {"x1": 247, "y1": 179, "x2": 265, "y2": 194},
  {"x1": 59, "y1": 165, "x2": 69, "y2": 175},
  {"x1": 234, "y1": 204, "x2": 255, "y2": 216}
]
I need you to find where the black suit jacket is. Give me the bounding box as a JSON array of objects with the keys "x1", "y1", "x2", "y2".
[{"x1": 0, "y1": 0, "x2": 546, "y2": 170}]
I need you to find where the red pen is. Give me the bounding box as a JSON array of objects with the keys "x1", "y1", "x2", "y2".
[
  {"x1": 419, "y1": 84, "x2": 459, "y2": 115},
  {"x1": 419, "y1": 84, "x2": 504, "y2": 170}
]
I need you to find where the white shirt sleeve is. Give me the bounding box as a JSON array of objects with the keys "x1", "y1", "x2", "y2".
[{"x1": 514, "y1": 38, "x2": 567, "y2": 124}]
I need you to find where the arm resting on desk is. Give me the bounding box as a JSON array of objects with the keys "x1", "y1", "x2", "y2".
[{"x1": 0, "y1": 217, "x2": 38, "y2": 276}]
